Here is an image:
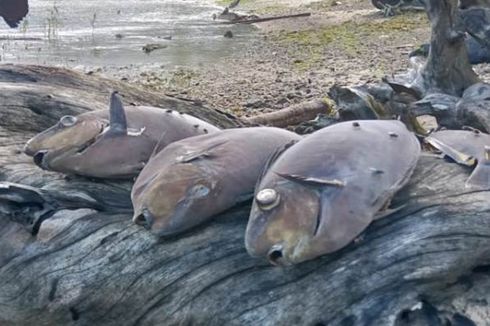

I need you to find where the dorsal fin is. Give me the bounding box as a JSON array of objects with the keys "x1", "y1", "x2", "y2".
[{"x1": 109, "y1": 91, "x2": 127, "y2": 134}]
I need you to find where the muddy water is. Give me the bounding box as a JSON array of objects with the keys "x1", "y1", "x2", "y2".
[{"x1": 0, "y1": 0, "x2": 256, "y2": 69}]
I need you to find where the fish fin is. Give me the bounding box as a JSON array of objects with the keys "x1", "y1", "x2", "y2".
[
  {"x1": 374, "y1": 204, "x2": 406, "y2": 220},
  {"x1": 425, "y1": 137, "x2": 476, "y2": 166},
  {"x1": 465, "y1": 146, "x2": 490, "y2": 189},
  {"x1": 108, "y1": 91, "x2": 127, "y2": 134},
  {"x1": 255, "y1": 139, "x2": 299, "y2": 190},
  {"x1": 275, "y1": 173, "x2": 345, "y2": 188},
  {"x1": 177, "y1": 139, "x2": 228, "y2": 163}
]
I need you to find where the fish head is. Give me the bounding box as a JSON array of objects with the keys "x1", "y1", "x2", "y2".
[
  {"x1": 132, "y1": 161, "x2": 217, "y2": 236},
  {"x1": 24, "y1": 91, "x2": 151, "y2": 178},
  {"x1": 245, "y1": 173, "x2": 322, "y2": 266},
  {"x1": 24, "y1": 114, "x2": 106, "y2": 169},
  {"x1": 43, "y1": 131, "x2": 152, "y2": 178}
]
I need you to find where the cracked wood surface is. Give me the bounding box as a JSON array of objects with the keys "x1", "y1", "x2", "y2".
[{"x1": 0, "y1": 65, "x2": 489, "y2": 325}]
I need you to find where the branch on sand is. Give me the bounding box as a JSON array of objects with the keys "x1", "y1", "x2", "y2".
[
  {"x1": 218, "y1": 12, "x2": 311, "y2": 25},
  {"x1": 244, "y1": 99, "x2": 332, "y2": 128}
]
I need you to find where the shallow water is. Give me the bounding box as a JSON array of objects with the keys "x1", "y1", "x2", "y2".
[{"x1": 0, "y1": 0, "x2": 256, "y2": 69}]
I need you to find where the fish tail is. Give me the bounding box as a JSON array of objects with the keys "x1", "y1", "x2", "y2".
[{"x1": 466, "y1": 146, "x2": 490, "y2": 190}]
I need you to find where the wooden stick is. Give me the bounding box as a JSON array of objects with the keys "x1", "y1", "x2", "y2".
[
  {"x1": 244, "y1": 99, "x2": 331, "y2": 127},
  {"x1": 218, "y1": 12, "x2": 311, "y2": 25}
]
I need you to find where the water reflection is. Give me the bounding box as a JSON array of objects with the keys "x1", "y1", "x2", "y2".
[{"x1": 0, "y1": 0, "x2": 256, "y2": 68}]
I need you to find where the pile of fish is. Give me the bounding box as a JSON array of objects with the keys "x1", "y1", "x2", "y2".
[{"x1": 23, "y1": 91, "x2": 490, "y2": 266}]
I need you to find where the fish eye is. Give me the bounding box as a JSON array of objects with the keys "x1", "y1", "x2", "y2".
[
  {"x1": 59, "y1": 115, "x2": 77, "y2": 127},
  {"x1": 189, "y1": 184, "x2": 209, "y2": 198},
  {"x1": 256, "y1": 188, "x2": 280, "y2": 211}
]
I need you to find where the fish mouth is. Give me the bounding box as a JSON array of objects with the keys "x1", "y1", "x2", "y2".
[
  {"x1": 133, "y1": 208, "x2": 189, "y2": 237},
  {"x1": 33, "y1": 150, "x2": 48, "y2": 169},
  {"x1": 267, "y1": 244, "x2": 291, "y2": 267},
  {"x1": 133, "y1": 208, "x2": 154, "y2": 230}
]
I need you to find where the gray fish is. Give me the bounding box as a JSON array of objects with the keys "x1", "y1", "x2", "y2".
[
  {"x1": 24, "y1": 92, "x2": 220, "y2": 179},
  {"x1": 426, "y1": 129, "x2": 490, "y2": 189},
  {"x1": 245, "y1": 120, "x2": 420, "y2": 266},
  {"x1": 131, "y1": 127, "x2": 301, "y2": 236}
]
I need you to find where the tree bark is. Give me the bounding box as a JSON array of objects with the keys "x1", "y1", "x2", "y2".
[
  {"x1": 0, "y1": 65, "x2": 490, "y2": 325},
  {"x1": 421, "y1": 0, "x2": 480, "y2": 96}
]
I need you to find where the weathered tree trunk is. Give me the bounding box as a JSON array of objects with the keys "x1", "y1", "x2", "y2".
[
  {"x1": 421, "y1": 0, "x2": 479, "y2": 96},
  {"x1": 0, "y1": 65, "x2": 490, "y2": 325},
  {"x1": 331, "y1": 1, "x2": 490, "y2": 132}
]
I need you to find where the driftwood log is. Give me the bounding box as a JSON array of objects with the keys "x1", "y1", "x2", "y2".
[
  {"x1": 244, "y1": 100, "x2": 332, "y2": 128},
  {"x1": 0, "y1": 64, "x2": 490, "y2": 325}
]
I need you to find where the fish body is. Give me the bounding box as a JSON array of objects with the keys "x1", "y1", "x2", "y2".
[
  {"x1": 131, "y1": 127, "x2": 301, "y2": 236},
  {"x1": 24, "y1": 92, "x2": 220, "y2": 179},
  {"x1": 245, "y1": 120, "x2": 421, "y2": 265}
]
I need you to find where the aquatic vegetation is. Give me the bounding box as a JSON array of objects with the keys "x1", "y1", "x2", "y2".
[
  {"x1": 45, "y1": 0, "x2": 61, "y2": 42},
  {"x1": 20, "y1": 18, "x2": 29, "y2": 33},
  {"x1": 90, "y1": 12, "x2": 97, "y2": 39}
]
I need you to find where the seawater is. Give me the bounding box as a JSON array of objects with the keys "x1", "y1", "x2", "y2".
[{"x1": 0, "y1": 0, "x2": 256, "y2": 68}]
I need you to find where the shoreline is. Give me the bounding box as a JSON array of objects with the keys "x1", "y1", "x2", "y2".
[
  {"x1": 90, "y1": 0, "x2": 490, "y2": 118},
  {"x1": 94, "y1": 0, "x2": 429, "y2": 117}
]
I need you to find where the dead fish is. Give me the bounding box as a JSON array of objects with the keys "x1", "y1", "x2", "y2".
[
  {"x1": 245, "y1": 120, "x2": 421, "y2": 266},
  {"x1": 131, "y1": 127, "x2": 301, "y2": 236},
  {"x1": 426, "y1": 129, "x2": 490, "y2": 189},
  {"x1": 24, "y1": 92, "x2": 220, "y2": 179}
]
